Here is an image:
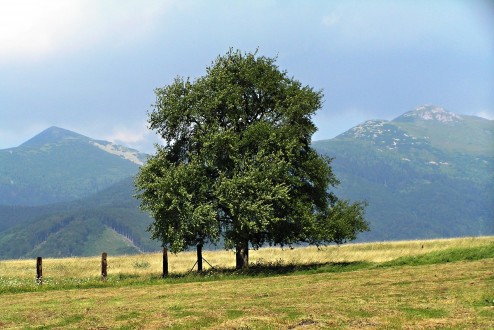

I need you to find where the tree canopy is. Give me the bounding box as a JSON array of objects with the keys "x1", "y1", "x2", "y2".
[{"x1": 135, "y1": 49, "x2": 368, "y2": 269}]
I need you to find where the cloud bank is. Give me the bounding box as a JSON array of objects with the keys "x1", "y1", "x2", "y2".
[{"x1": 0, "y1": 0, "x2": 171, "y2": 63}]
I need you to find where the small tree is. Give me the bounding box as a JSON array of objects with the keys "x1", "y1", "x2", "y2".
[{"x1": 135, "y1": 49, "x2": 368, "y2": 269}]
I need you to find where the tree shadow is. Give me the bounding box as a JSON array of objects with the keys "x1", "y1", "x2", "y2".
[
  {"x1": 165, "y1": 260, "x2": 371, "y2": 280},
  {"x1": 235, "y1": 260, "x2": 371, "y2": 276}
]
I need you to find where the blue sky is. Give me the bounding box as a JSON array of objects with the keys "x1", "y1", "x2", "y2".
[{"x1": 0, "y1": 0, "x2": 492, "y2": 153}]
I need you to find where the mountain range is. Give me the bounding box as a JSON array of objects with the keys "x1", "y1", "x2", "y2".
[
  {"x1": 0, "y1": 105, "x2": 492, "y2": 258},
  {"x1": 313, "y1": 105, "x2": 494, "y2": 240}
]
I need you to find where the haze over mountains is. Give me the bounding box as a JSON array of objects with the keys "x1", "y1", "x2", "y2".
[{"x1": 0, "y1": 105, "x2": 492, "y2": 258}]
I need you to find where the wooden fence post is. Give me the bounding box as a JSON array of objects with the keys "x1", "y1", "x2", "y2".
[
  {"x1": 162, "y1": 247, "x2": 168, "y2": 278},
  {"x1": 101, "y1": 252, "x2": 107, "y2": 281},
  {"x1": 36, "y1": 257, "x2": 42, "y2": 285}
]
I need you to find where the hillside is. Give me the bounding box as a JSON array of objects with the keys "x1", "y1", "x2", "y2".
[
  {"x1": 0, "y1": 177, "x2": 161, "y2": 258},
  {"x1": 313, "y1": 105, "x2": 494, "y2": 241},
  {"x1": 0, "y1": 126, "x2": 147, "y2": 206},
  {"x1": 0, "y1": 127, "x2": 160, "y2": 259}
]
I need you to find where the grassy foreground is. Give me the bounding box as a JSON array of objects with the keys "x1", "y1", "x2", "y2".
[{"x1": 0, "y1": 237, "x2": 493, "y2": 329}]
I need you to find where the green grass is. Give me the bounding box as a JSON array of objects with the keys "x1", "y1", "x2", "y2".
[
  {"x1": 115, "y1": 311, "x2": 141, "y2": 321},
  {"x1": 400, "y1": 307, "x2": 449, "y2": 319},
  {"x1": 381, "y1": 242, "x2": 494, "y2": 267}
]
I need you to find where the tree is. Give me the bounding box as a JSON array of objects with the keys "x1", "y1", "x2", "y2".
[{"x1": 135, "y1": 49, "x2": 368, "y2": 269}]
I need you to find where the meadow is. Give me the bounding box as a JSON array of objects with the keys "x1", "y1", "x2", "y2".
[{"x1": 0, "y1": 236, "x2": 493, "y2": 329}]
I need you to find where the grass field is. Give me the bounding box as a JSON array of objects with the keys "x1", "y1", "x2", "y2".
[{"x1": 0, "y1": 236, "x2": 493, "y2": 329}]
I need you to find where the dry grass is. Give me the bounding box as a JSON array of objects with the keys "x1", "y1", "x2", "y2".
[{"x1": 1, "y1": 236, "x2": 491, "y2": 281}]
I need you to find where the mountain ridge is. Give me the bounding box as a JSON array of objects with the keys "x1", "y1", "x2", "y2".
[
  {"x1": 17, "y1": 126, "x2": 148, "y2": 165},
  {"x1": 334, "y1": 105, "x2": 494, "y2": 157}
]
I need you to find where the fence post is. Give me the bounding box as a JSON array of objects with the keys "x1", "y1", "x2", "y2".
[
  {"x1": 36, "y1": 257, "x2": 42, "y2": 285},
  {"x1": 101, "y1": 252, "x2": 107, "y2": 281},
  {"x1": 162, "y1": 247, "x2": 168, "y2": 278}
]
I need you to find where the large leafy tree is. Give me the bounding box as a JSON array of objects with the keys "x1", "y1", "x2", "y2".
[{"x1": 135, "y1": 49, "x2": 368, "y2": 269}]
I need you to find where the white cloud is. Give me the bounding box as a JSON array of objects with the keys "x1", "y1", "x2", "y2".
[
  {"x1": 105, "y1": 122, "x2": 162, "y2": 154},
  {"x1": 475, "y1": 111, "x2": 494, "y2": 120},
  {"x1": 106, "y1": 122, "x2": 149, "y2": 144},
  {"x1": 0, "y1": 0, "x2": 83, "y2": 61},
  {"x1": 0, "y1": 0, "x2": 172, "y2": 63}
]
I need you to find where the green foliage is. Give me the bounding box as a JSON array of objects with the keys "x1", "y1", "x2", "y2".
[{"x1": 135, "y1": 49, "x2": 368, "y2": 255}]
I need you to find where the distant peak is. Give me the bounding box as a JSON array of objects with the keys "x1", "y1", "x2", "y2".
[
  {"x1": 394, "y1": 105, "x2": 463, "y2": 123},
  {"x1": 20, "y1": 126, "x2": 90, "y2": 147},
  {"x1": 44, "y1": 126, "x2": 83, "y2": 136}
]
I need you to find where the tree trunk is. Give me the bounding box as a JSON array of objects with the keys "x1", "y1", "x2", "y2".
[
  {"x1": 197, "y1": 243, "x2": 203, "y2": 272},
  {"x1": 162, "y1": 247, "x2": 168, "y2": 278},
  {"x1": 235, "y1": 241, "x2": 249, "y2": 270}
]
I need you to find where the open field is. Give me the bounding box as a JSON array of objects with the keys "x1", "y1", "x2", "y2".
[
  {"x1": 1, "y1": 236, "x2": 492, "y2": 284},
  {"x1": 0, "y1": 236, "x2": 493, "y2": 329}
]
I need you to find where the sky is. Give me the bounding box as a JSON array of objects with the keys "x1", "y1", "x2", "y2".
[{"x1": 0, "y1": 0, "x2": 493, "y2": 154}]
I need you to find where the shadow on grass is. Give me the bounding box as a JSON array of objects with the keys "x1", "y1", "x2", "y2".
[{"x1": 165, "y1": 260, "x2": 372, "y2": 281}]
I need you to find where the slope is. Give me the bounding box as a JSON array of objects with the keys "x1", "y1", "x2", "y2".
[
  {"x1": 0, "y1": 177, "x2": 161, "y2": 259},
  {"x1": 313, "y1": 105, "x2": 494, "y2": 241}
]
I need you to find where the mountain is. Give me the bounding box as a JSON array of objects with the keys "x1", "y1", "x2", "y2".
[
  {"x1": 0, "y1": 126, "x2": 148, "y2": 206},
  {"x1": 0, "y1": 127, "x2": 159, "y2": 258},
  {"x1": 313, "y1": 105, "x2": 494, "y2": 241}
]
